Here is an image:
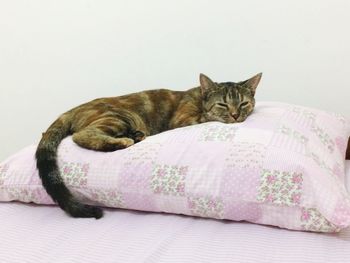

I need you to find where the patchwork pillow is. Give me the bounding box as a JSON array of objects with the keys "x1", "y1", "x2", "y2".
[{"x1": 1, "y1": 102, "x2": 350, "y2": 232}]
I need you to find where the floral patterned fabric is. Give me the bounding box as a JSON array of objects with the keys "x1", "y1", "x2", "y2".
[{"x1": 0, "y1": 102, "x2": 350, "y2": 232}]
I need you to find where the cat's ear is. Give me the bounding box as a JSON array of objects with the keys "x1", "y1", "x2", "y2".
[
  {"x1": 199, "y1": 73, "x2": 216, "y2": 96},
  {"x1": 239, "y1": 72, "x2": 262, "y2": 96}
]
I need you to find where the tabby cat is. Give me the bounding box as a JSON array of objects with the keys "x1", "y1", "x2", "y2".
[{"x1": 36, "y1": 73, "x2": 262, "y2": 218}]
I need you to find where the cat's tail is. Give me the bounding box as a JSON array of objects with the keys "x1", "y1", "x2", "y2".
[{"x1": 35, "y1": 114, "x2": 103, "y2": 219}]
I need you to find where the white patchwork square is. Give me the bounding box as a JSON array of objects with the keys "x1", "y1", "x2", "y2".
[
  {"x1": 234, "y1": 128, "x2": 273, "y2": 146},
  {"x1": 185, "y1": 166, "x2": 223, "y2": 197},
  {"x1": 87, "y1": 164, "x2": 121, "y2": 188},
  {"x1": 154, "y1": 195, "x2": 189, "y2": 215}
]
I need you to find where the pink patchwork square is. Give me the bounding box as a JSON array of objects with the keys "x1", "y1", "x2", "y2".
[
  {"x1": 257, "y1": 169, "x2": 303, "y2": 206},
  {"x1": 188, "y1": 195, "x2": 224, "y2": 219},
  {"x1": 118, "y1": 163, "x2": 153, "y2": 194},
  {"x1": 221, "y1": 168, "x2": 261, "y2": 202},
  {"x1": 0, "y1": 164, "x2": 9, "y2": 185},
  {"x1": 60, "y1": 162, "x2": 89, "y2": 187},
  {"x1": 224, "y1": 201, "x2": 262, "y2": 222},
  {"x1": 121, "y1": 193, "x2": 157, "y2": 212},
  {"x1": 150, "y1": 164, "x2": 187, "y2": 196}
]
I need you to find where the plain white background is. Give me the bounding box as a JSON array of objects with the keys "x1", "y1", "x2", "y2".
[{"x1": 0, "y1": 0, "x2": 349, "y2": 161}]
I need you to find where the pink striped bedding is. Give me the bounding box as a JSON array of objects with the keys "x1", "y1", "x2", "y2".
[{"x1": 1, "y1": 162, "x2": 350, "y2": 263}]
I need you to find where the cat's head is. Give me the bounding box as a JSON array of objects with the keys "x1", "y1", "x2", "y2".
[{"x1": 199, "y1": 73, "x2": 262, "y2": 123}]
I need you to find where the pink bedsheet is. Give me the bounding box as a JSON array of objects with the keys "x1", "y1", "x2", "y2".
[{"x1": 1, "y1": 162, "x2": 350, "y2": 263}]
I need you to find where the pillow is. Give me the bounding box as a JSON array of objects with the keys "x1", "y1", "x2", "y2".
[{"x1": 1, "y1": 102, "x2": 350, "y2": 232}]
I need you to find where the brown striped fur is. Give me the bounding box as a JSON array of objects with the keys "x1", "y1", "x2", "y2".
[{"x1": 36, "y1": 73, "x2": 262, "y2": 218}]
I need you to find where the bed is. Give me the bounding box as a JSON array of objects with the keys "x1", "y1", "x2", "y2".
[{"x1": 1, "y1": 162, "x2": 350, "y2": 263}]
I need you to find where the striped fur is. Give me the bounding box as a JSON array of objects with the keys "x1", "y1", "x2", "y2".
[{"x1": 36, "y1": 73, "x2": 262, "y2": 218}]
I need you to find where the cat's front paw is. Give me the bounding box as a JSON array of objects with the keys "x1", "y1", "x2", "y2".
[{"x1": 130, "y1": 130, "x2": 146, "y2": 143}]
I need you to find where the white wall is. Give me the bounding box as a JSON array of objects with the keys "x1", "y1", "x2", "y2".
[{"x1": 1, "y1": 0, "x2": 350, "y2": 161}]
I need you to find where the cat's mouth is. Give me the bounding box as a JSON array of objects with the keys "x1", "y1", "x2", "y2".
[{"x1": 229, "y1": 114, "x2": 248, "y2": 123}]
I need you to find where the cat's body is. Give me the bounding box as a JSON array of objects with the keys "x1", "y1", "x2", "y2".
[
  {"x1": 71, "y1": 88, "x2": 201, "y2": 142},
  {"x1": 36, "y1": 73, "x2": 262, "y2": 218}
]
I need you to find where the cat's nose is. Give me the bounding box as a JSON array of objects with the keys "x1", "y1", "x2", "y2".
[{"x1": 231, "y1": 112, "x2": 239, "y2": 120}]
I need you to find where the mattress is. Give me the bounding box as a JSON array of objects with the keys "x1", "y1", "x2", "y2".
[{"x1": 1, "y1": 162, "x2": 350, "y2": 263}]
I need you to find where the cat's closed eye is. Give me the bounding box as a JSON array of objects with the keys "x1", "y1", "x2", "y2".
[
  {"x1": 216, "y1": 102, "x2": 229, "y2": 108},
  {"x1": 240, "y1": 101, "x2": 249, "y2": 108}
]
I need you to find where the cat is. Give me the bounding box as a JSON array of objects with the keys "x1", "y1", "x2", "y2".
[{"x1": 35, "y1": 73, "x2": 262, "y2": 218}]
